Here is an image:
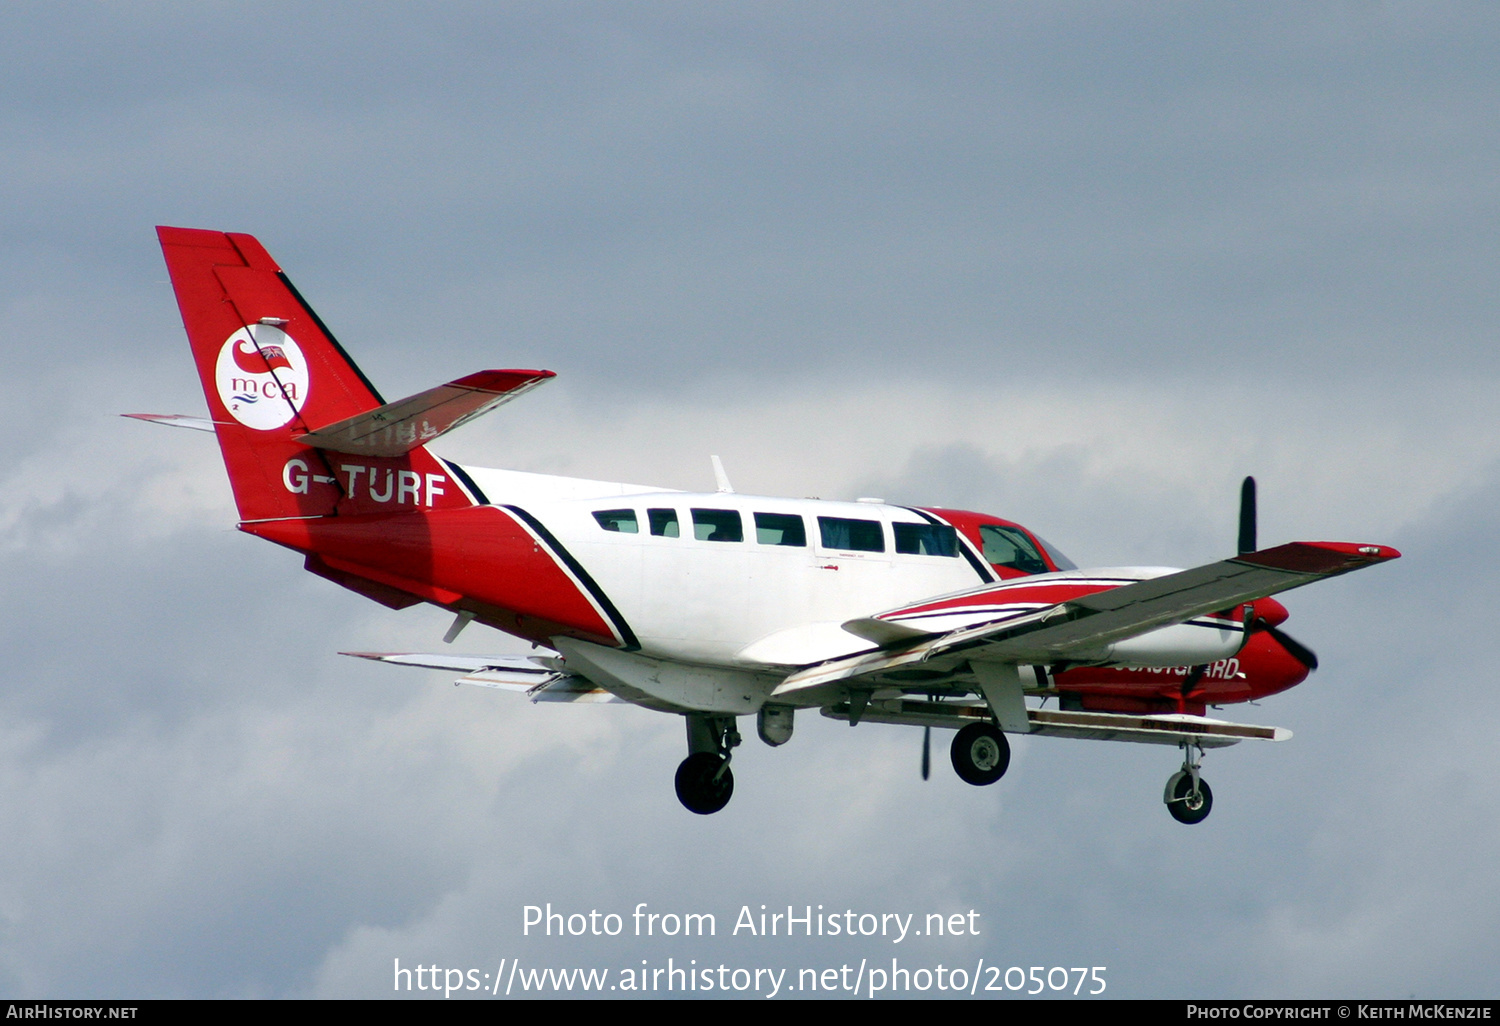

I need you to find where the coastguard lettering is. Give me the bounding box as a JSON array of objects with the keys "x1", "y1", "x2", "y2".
[{"x1": 1144, "y1": 658, "x2": 1241, "y2": 680}]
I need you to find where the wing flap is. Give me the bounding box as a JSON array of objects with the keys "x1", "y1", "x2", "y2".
[
  {"x1": 1025, "y1": 709, "x2": 1288, "y2": 747},
  {"x1": 820, "y1": 701, "x2": 1286, "y2": 748},
  {"x1": 295, "y1": 369, "x2": 555, "y2": 456}
]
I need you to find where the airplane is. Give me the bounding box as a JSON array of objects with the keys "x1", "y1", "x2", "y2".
[{"x1": 135, "y1": 226, "x2": 1400, "y2": 824}]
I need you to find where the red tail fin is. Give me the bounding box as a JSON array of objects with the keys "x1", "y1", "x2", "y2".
[{"x1": 158, "y1": 227, "x2": 477, "y2": 520}]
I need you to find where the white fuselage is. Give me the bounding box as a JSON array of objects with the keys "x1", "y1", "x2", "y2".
[{"x1": 461, "y1": 465, "x2": 994, "y2": 669}]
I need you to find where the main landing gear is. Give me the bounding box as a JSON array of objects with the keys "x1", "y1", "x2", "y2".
[
  {"x1": 675, "y1": 714, "x2": 741, "y2": 815},
  {"x1": 1164, "y1": 741, "x2": 1213, "y2": 825},
  {"x1": 950, "y1": 722, "x2": 1011, "y2": 786}
]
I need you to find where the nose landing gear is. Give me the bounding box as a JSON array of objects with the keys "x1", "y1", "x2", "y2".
[{"x1": 1164, "y1": 741, "x2": 1213, "y2": 825}]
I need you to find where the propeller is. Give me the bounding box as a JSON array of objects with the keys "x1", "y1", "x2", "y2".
[
  {"x1": 921, "y1": 725, "x2": 931, "y2": 781},
  {"x1": 1236, "y1": 475, "x2": 1319, "y2": 671},
  {"x1": 1254, "y1": 619, "x2": 1319, "y2": 671},
  {"x1": 1238, "y1": 476, "x2": 1257, "y2": 556}
]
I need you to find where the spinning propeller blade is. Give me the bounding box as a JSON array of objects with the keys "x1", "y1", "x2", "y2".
[
  {"x1": 1258, "y1": 619, "x2": 1320, "y2": 671},
  {"x1": 1238, "y1": 476, "x2": 1257, "y2": 556},
  {"x1": 1236, "y1": 477, "x2": 1319, "y2": 671}
]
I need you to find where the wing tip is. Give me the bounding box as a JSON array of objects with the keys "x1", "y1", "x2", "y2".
[{"x1": 1235, "y1": 541, "x2": 1400, "y2": 574}]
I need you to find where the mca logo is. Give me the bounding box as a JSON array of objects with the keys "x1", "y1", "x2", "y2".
[{"x1": 214, "y1": 325, "x2": 310, "y2": 430}]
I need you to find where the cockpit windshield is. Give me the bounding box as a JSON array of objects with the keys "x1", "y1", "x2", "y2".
[{"x1": 1032, "y1": 532, "x2": 1077, "y2": 571}]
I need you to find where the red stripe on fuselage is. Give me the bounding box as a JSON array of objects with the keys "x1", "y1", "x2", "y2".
[
  {"x1": 242, "y1": 507, "x2": 620, "y2": 647},
  {"x1": 886, "y1": 577, "x2": 1129, "y2": 618}
]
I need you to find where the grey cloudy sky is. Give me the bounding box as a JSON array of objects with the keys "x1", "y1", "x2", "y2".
[{"x1": 1, "y1": 2, "x2": 1496, "y2": 999}]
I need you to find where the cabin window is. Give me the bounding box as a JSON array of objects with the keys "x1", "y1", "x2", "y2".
[
  {"x1": 754, "y1": 512, "x2": 806, "y2": 547},
  {"x1": 592, "y1": 509, "x2": 638, "y2": 533},
  {"x1": 818, "y1": 517, "x2": 885, "y2": 552},
  {"x1": 648, "y1": 508, "x2": 680, "y2": 537},
  {"x1": 692, "y1": 508, "x2": 743, "y2": 542},
  {"x1": 979, "y1": 524, "x2": 1049, "y2": 573},
  {"x1": 894, "y1": 522, "x2": 959, "y2": 556}
]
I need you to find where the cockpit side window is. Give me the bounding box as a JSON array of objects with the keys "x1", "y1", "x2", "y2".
[
  {"x1": 1033, "y1": 532, "x2": 1077, "y2": 571},
  {"x1": 979, "y1": 524, "x2": 1049, "y2": 574}
]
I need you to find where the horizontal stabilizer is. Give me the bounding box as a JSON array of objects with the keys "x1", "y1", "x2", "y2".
[
  {"x1": 341, "y1": 650, "x2": 621, "y2": 703},
  {"x1": 296, "y1": 369, "x2": 555, "y2": 456},
  {"x1": 122, "y1": 413, "x2": 218, "y2": 433}
]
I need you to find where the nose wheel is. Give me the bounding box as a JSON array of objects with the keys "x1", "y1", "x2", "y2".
[{"x1": 1164, "y1": 742, "x2": 1213, "y2": 825}]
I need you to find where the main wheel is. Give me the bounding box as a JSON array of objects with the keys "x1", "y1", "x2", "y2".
[
  {"x1": 674, "y1": 752, "x2": 734, "y2": 814},
  {"x1": 1166, "y1": 772, "x2": 1213, "y2": 825},
  {"x1": 950, "y1": 722, "x2": 1010, "y2": 785}
]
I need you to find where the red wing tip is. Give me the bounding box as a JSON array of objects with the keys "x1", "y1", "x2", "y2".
[{"x1": 1236, "y1": 541, "x2": 1401, "y2": 574}]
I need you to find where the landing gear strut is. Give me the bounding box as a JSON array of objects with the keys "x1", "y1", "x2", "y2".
[
  {"x1": 950, "y1": 722, "x2": 1011, "y2": 786},
  {"x1": 675, "y1": 714, "x2": 741, "y2": 815},
  {"x1": 1164, "y1": 741, "x2": 1213, "y2": 825}
]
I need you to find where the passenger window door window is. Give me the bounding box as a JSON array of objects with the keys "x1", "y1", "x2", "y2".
[
  {"x1": 691, "y1": 508, "x2": 743, "y2": 542},
  {"x1": 648, "y1": 508, "x2": 680, "y2": 537},
  {"x1": 754, "y1": 512, "x2": 806, "y2": 547},
  {"x1": 894, "y1": 522, "x2": 959, "y2": 556},
  {"x1": 817, "y1": 517, "x2": 885, "y2": 552},
  {"x1": 592, "y1": 509, "x2": 638, "y2": 533}
]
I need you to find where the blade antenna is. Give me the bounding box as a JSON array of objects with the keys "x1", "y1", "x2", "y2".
[
  {"x1": 921, "y1": 725, "x2": 931, "y2": 781},
  {"x1": 1237, "y1": 476, "x2": 1258, "y2": 555}
]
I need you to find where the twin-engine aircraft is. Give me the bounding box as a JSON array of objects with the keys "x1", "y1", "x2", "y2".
[{"x1": 138, "y1": 227, "x2": 1399, "y2": 823}]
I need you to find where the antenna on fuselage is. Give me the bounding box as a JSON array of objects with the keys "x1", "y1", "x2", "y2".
[{"x1": 711, "y1": 455, "x2": 735, "y2": 493}]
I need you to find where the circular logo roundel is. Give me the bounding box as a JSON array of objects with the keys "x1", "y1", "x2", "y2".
[{"x1": 214, "y1": 326, "x2": 310, "y2": 430}]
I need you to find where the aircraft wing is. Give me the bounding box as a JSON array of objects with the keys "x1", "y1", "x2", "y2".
[
  {"x1": 295, "y1": 369, "x2": 555, "y2": 457},
  {"x1": 774, "y1": 540, "x2": 1400, "y2": 696},
  {"x1": 342, "y1": 651, "x2": 623, "y2": 703}
]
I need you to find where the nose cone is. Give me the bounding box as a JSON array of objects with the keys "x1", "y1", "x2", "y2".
[
  {"x1": 1241, "y1": 629, "x2": 1311, "y2": 700},
  {"x1": 1255, "y1": 596, "x2": 1290, "y2": 627}
]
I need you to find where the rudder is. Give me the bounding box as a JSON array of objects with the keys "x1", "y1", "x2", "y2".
[{"x1": 158, "y1": 227, "x2": 476, "y2": 521}]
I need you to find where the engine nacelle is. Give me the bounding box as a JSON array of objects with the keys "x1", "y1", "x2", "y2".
[{"x1": 1094, "y1": 620, "x2": 1244, "y2": 667}]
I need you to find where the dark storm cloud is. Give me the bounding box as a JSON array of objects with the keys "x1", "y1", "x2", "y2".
[
  {"x1": 5, "y1": 4, "x2": 1498, "y2": 390},
  {"x1": 0, "y1": 1, "x2": 1495, "y2": 999}
]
